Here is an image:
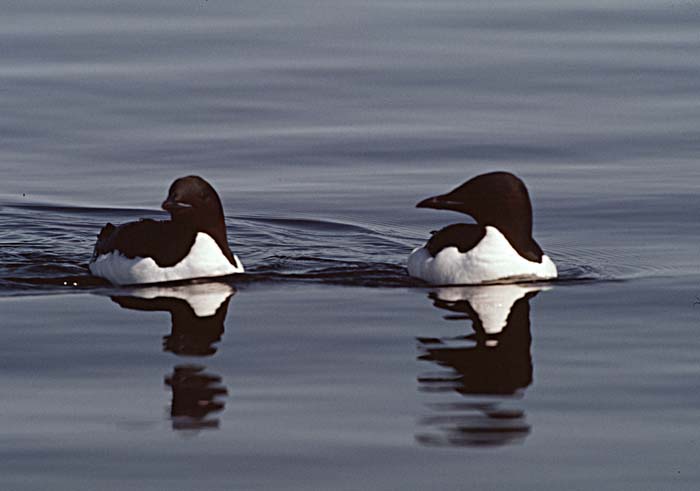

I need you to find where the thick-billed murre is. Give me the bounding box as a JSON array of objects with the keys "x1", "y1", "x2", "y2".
[
  {"x1": 89, "y1": 176, "x2": 244, "y2": 285},
  {"x1": 407, "y1": 172, "x2": 557, "y2": 285}
]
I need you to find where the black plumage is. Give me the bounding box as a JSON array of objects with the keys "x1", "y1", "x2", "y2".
[
  {"x1": 425, "y1": 223, "x2": 486, "y2": 257},
  {"x1": 416, "y1": 172, "x2": 544, "y2": 262},
  {"x1": 91, "y1": 176, "x2": 237, "y2": 269},
  {"x1": 93, "y1": 219, "x2": 197, "y2": 268}
]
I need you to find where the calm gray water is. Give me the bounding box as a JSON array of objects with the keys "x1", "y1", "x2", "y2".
[{"x1": 2, "y1": 1, "x2": 700, "y2": 489}]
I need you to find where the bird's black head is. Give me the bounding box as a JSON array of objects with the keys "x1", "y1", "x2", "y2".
[
  {"x1": 417, "y1": 172, "x2": 532, "y2": 228},
  {"x1": 161, "y1": 175, "x2": 237, "y2": 265},
  {"x1": 417, "y1": 172, "x2": 542, "y2": 260},
  {"x1": 162, "y1": 176, "x2": 225, "y2": 225}
]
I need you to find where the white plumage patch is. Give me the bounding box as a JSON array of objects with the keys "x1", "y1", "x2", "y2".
[
  {"x1": 433, "y1": 284, "x2": 546, "y2": 334},
  {"x1": 89, "y1": 232, "x2": 244, "y2": 286},
  {"x1": 125, "y1": 282, "x2": 235, "y2": 317},
  {"x1": 408, "y1": 226, "x2": 557, "y2": 285}
]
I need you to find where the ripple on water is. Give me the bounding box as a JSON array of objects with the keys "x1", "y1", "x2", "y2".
[{"x1": 0, "y1": 200, "x2": 682, "y2": 294}]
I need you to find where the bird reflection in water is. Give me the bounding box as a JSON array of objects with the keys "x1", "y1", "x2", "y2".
[
  {"x1": 416, "y1": 284, "x2": 545, "y2": 447},
  {"x1": 111, "y1": 281, "x2": 233, "y2": 431},
  {"x1": 164, "y1": 365, "x2": 227, "y2": 430}
]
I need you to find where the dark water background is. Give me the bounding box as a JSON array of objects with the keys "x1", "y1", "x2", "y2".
[{"x1": 2, "y1": 1, "x2": 700, "y2": 489}]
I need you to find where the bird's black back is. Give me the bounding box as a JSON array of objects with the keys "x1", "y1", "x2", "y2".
[
  {"x1": 93, "y1": 219, "x2": 197, "y2": 268},
  {"x1": 425, "y1": 223, "x2": 487, "y2": 257}
]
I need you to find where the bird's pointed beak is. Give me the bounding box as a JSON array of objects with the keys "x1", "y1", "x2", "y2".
[
  {"x1": 161, "y1": 198, "x2": 192, "y2": 212},
  {"x1": 416, "y1": 194, "x2": 463, "y2": 210}
]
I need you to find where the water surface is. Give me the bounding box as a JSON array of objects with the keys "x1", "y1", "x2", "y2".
[{"x1": 2, "y1": 1, "x2": 700, "y2": 489}]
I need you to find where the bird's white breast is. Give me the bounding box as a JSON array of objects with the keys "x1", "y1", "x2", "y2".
[
  {"x1": 407, "y1": 226, "x2": 557, "y2": 285},
  {"x1": 89, "y1": 232, "x2": 244, "y2": 285}
]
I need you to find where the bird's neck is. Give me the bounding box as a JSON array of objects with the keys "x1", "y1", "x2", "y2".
[
  {"x1": 174, "y1": 214, "x2": 236, "y2": 265},
  {"x1": 487, "y1": 220, "x2": 543, "y2": 263},
  {"x1": 201, "y1": 221, "x2": 236, "y2": 265}
]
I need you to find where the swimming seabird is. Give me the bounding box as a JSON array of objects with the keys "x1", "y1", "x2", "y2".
[
  {"x1": 89, "y1": 176, "x2": 244, "y2": 285},
  {"x1": 407, "y1": 172, "x2": 557, "y2": 284}
]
